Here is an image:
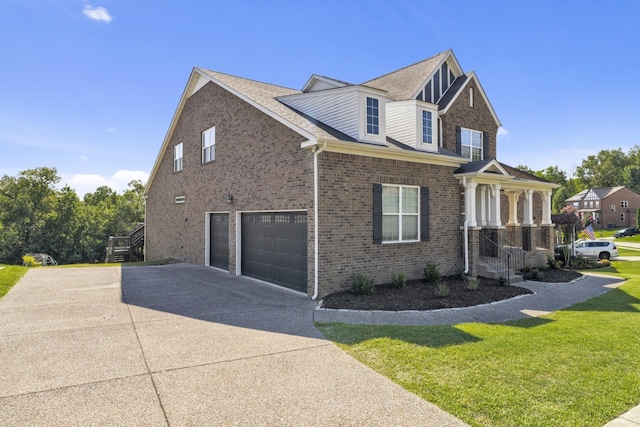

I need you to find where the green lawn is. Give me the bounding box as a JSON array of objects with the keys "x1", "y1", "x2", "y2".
[
  {"x1": 618, "y1": 246, "x2": 640, "y2": 256},
  {"x1": 0, "y1": 265, "x2": 29, "y2": 299},
  {"x1": 318, "y1": 260, "x2": 640, "y2": 426}
]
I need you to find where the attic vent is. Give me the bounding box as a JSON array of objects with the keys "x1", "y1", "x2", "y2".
[{"x1": 175, "y1": 196, "x2": 185, "y2": 204}]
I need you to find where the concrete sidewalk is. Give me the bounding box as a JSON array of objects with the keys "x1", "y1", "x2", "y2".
[{"x1": 0, "y1": 264, "x2": 466, "y2": 426}]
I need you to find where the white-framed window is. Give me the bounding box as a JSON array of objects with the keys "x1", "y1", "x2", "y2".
[
  {"x1": 469, "y1": 87, "x2": 474, "y2": 107},
  {"x1": 596, "y1": 200, "x2": 600, "y2": 208},
  {"x1": 382, "y1": 185, "x2": 419, "y2": 242},
  {"x1": 621, "y1": 213, "x2": 626, "y2": 221},
  {"x1": 366, "y1": 97, "x2": 379, "y2": 135},
  {"x1": 584, "y1": 201, "x2": 588, "y2": 208},
  {"x1": 422, "y1": 110, "x2": 433, "y2": 144},
  {"x1": 175, "y1": 196, "x2": 185, "y2": 204},
  {"x1": 589, "y1": 200, "x2": 593, "y2": 208},
  {"x1": 202, "y1": 126, "x2": 215, "y2": 163},
  {"x1": 573, "y1": 202, "x2": 579, "y2": 208},
  {"x1": 611, "y1": 204, "x2": 616, "y2": 212},
  {"x1": 621, "y1": 201, "x2": 628, "y2": 208},
  {"x1": 460, "y1": 128, "x2": 483, "y2": 161},
  {"x1": 173, "y1": 143, "x2": 183, "y2": 172}
]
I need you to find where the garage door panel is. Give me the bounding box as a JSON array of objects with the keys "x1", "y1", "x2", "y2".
[{"x1": 241, "y1": 212, "x2": 307, "y2": 292}]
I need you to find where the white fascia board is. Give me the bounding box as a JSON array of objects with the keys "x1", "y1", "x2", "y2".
[
  {"x1": 439, "y1": 72, "x2": 502, "y2": 127},
  {"x1": 455, "y1": 172, "x2": 560, "y2": 190},
  {"x1": 478, "y1": 159, "x2": 511, "y2": 176},
  {"x1": 301, "y1": 74, "x2": 349, "y2": 92},
  {"x1": 302, "y1": 138, "x2": 467, "y2": 168}
]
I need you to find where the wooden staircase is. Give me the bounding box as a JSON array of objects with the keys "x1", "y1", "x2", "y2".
[{"x1": 105, "y1": 223, "x2": 144, "y2": 263}]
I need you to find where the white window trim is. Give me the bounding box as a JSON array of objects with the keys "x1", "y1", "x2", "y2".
[
  {"x1": 202, "y1": 126, "x2": 215, "y2": 164},
  {"x1": 175, "y1": 196, "x2": 185, "y2": 204},
  {"x1": 382, "y1": 184, "x2": 420, "y2": 244},
  {"x1": 366, "y1": 96, "x2": 380, "y2": 136},
  {"x1": 621, "y1": 201, "x2": 628, "y2": 208},
  {"x1": 174, "y1": 143, "x2": 183, "y2": 172},
  {"x1": 460, "y1": 127, "x2": 483, "y2": 161},
  {"x1": 421, "y1": 110, "x2": 433, "y2": 145}
]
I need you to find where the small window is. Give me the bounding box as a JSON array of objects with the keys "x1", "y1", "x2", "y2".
[
  {"x1": 589, "y1": 201, "x2": 593, "y2": 208},
  {"x1": 202, "y1": 126, "x2": 215, "y2": 163},
  {"x1": 595, "y1": 200, "x2": 600, "y2": 208},
  {"x1": 621, "y1": 213, "x2": 626, "y2": 221},
  {"x1": 366, "y1": 97, "x2": 379, "y2": 135},
  {"x1": 382, "y1": 185, "x2": 419, "y2": 242},
  {"x1": 175, "y1": 196, "x2": 185, "y2": 204},
  {"x1": 460, "y1": 128, "x2": 483, "y2": 161},
  {"x1": 584, "y1": 201, "x2": 588, "y2": 208},
  {"x1": 173, "y1": 143, "x2": 183, "y2": 172},
  {"x1": 621, "y1": 201, "x2": 628, "y2": 208},
  {"x1": 469, "y1": 87, "x2": 474, "y2": 107},
  {"x1": 611, "y1": 204, "x2": 616, "y2": 212},
  {"x1": 573, "y1": 202, "x2": 579, "y2": 208},
  {"x1": 422, "y1": 110, "x2": 433, "y2": 144}
]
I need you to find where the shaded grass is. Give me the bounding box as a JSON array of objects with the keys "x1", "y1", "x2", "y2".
[
  {"x1": 318, "y1": 259, "x2": 640, "y2": 426},
  {"x1": 0, "y1": 265, "x2": 29, "y2": 299}
]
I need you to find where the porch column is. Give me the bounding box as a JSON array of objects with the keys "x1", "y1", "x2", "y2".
[
  {"x1": 488, "y1": 184, "x2": 502, "y2": 227},
  {"x1": 465, "y1": 182, "x2": 478, "y2": 227},
  {"x1": 541, "y1": 190, "x2": 552, "y2": 225},
  {"x1": 478, "y1": 185, "x2": 487, "y2": 226},
  {"x1": 505, "y1": 189, "x2": 522, "y2": 226},
  {"x1": 523, "y1": 189, "x2": 534, "y2": 226}
]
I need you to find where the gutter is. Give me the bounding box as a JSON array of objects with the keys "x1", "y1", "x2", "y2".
[{"x1": 311, "y1": 141, "x2": 328, "y2": 300}]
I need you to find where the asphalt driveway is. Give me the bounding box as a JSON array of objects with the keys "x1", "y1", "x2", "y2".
[{"x1": 0, "y1": 264, "x2": 466, "y2": 426}]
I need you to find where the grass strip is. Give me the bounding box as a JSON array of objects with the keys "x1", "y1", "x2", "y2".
[
  {"x1": 318, "y1": 259, "x2": 640, "y2": 426},
  {"x1": 0, "y1": 265, "x2": 29, "y2": 299}
]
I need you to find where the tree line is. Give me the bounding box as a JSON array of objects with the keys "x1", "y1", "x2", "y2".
[
  {"x1": 517, "y1": 145, "x2": 640, "y2": 214},
  {"x1": 0, "y1": 167, "x2": 144, "y2": 265}
]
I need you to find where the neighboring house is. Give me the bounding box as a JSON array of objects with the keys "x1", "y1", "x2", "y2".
[
  {"x1": 565, "y1": 187, "x2": 640, "y2": 229},
  {"x1": 144, "y1": 49, "x2": 558, "y2": 298}
]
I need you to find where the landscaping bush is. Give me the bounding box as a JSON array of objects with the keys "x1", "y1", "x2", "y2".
[
  {"x1": 391, "y1": 272, "x2": 406, "y2": 289},
  {"x1": 435, "y1": 281, "x2": 450, "y2": 297},
  {"x1": 465, "y1": 276, "x2": 480, "y2": 292},
  {"x1": 350, "y1": 273, "x2": 374, "y2": 295},
  {"x1": 498, "y1": 276, "x2": 507, "y2": 286},
  {"x1": 424, "y1": 262, "x2": 441, "y2": 283},
  {"x1": 547, "y1": 254, "x2": 560, "y2": 269},
  {"x1": 21, "y1": 255, "x2": 41, "y2": 267}
]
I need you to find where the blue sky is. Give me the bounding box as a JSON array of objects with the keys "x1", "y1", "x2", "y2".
[{"x1": 2, "y1": 0, "x2": 638, "y2": 197}]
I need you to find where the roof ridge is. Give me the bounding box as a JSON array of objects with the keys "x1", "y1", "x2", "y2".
[
  {"x1": 361, "y1": 49, "x2": 451, "y2": 84},
  {"x1": 197, "y1": 67, "x2": 301, "y2": 93}
]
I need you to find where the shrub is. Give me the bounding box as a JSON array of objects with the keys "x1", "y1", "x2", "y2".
[
  {"x1": 522, "y1": 268, "x2": 544, "y2": 280},
  {"x1": 350, "y1": 273, "x2": 374, "y2": 295},
  {"x1": 21, "y1": 255, "x2": 41, "y2": 267},
  {"x1": 547, "y1": 254, "x2": 560, "y2": 269},
  {"x1": 391, "y1": 272, "x2": 406, "y2": 289},
  {"x1": 569, "y1": 256, "x2": 599, "y2": 269},
  {"x1": 435, "y1": 281, "x2": 450, "y2": 297},
  {"x1": 498, "y1": 276, "x2": 507, "y2": 286},
  {"x1": 465, "y1": 276, "x2": 480, "y2": 291},
  {"x1": 424, "y1": 262, "x2": 441, "y2": 283},
  {"x1": 598, "y1": 259, "x2": 611, "y2": 267}
]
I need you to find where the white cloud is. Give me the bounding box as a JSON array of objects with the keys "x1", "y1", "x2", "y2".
[
  {"x1": 106, "y1": 126, "x2": 116, "y2": 133},
  {"x1": 497, "y1": 127, "x2": 510, "y2": 138},
  {"x1": 62, "y1": 169, "x2": 149, "y2": 197},
  {"x1": 80, "y1": 156, "x2": 89, "y2": 162},
  {"x1": 82, "y1": 5, "x2": 112, "y2": 23}
]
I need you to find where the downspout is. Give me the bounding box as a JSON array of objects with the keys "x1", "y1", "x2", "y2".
[
  {"x1": 462, "y1": 177, "x2": 469, "y2": 274},
  {"x1": 312, "y1": 141, "x2": 328, "y2": 300},
  {"x1": 143, "y1": 195, "x2": 148, "y2": 262}
]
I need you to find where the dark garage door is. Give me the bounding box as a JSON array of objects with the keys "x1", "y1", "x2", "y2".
[
  {"x1": 210, "y1": 213, "x2": 229, "y2": 269},
  {"x1": 241, "y1": 212, "x2": 307, "y2": 292}
]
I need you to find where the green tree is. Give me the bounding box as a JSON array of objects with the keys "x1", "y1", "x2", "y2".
[
  {"x1": 0, "y1": 167, "x2": 60, "y2": 264},
  {"x1": 575, "y1": 148, "x2": 630, "y2": 188}
]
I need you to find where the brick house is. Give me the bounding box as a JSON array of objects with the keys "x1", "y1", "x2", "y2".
[
  {"x1": 565, "y1": 187, "x2": 640, "y2": 229},
  {"x1": 144, "y1": 49, "x2": 558, "y2": 298}
]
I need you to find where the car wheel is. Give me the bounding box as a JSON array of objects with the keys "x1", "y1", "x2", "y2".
[{"x1": 599, "y1": 252, "x2": 610, "y2": 260}]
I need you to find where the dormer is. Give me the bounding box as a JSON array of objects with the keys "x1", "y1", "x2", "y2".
[
  {"x1": 278, "y1": 84, "x2": 388, "y2": 145},
  {"x1": 302, "y1": 74, "x2": 350, "y2": 93},
  {"x1": 386, "y1": 100, "x2": 439, "y2": 153}
]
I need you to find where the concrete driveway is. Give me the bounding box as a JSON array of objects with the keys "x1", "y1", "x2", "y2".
[{"x1": 0, "y1": 264, "x2": 466, "y2": 426}]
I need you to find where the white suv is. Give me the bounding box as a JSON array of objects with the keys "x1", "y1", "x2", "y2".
[{"x1": 573, "y1": 240, "x2": 618, "y2": 260}]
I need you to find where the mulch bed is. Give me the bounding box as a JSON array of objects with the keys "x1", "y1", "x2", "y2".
[{"x1": 320, "y1": 268, "x2": 584, "y2": 311}]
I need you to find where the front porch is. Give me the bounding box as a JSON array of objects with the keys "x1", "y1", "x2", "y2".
[{"x1": 455, "y1": 160, "x2": 560, "y2": 280}]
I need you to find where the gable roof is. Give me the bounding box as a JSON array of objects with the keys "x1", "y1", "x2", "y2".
[
  {"x1": 566, "y1": 186, "x2": 627, "y2": 201},
  {"x1": 362, "y1": 50, "x2": 451, "y2": 101}
]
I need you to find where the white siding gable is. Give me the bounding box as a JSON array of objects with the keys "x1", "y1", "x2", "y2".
[
  {"x1": 279, "y1": 86, "x2": 387, "y2": 144},
  {"x1": 386, "y1": 100, "x2": 438, "y2": 152}
]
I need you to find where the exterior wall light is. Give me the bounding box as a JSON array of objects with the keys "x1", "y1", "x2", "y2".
[{"x1": 227, "y1": 194, "x2": 234, "y2": 204}]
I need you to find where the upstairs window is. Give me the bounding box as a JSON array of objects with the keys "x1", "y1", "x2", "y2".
[
  {"x1": 621, "y1": 201, "x2": 628, "y2": 208},
  {"x1": 366, "y1": 97, "x2": 379, "y2": 135},
  {"x1": 202, "y1": 126, "x2": 215, "y2": 163},
  {"x1": 173, "y1": 143, "x2": 183, "y2": 172},
  {"x1": 422, "y1": 110, "x2": 433, "y2": 144},
  {"x1": 611, "y1": 204, "x2": 616, "y2": 212},
  {"x1": 460, "y1": 128, "x2": 483, "y2": 161}
]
